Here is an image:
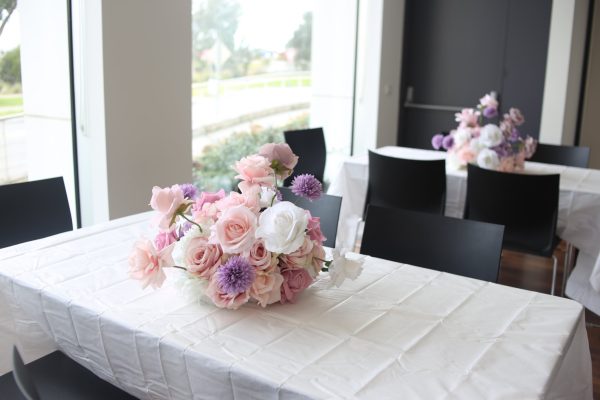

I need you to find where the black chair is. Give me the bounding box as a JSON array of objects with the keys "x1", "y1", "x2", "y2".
[
  {"x1": 283, "y1": 127, "x2": 326, "y2": 186},
  {"x1": 360, "y1": 205, "x2": 504, "y2": 282},
  {"x1": 464, "y1": 163, "x2": 560, "y2": 294},
  {"x1": 0, "y1": 177, "x2": 73, "y2": 248},
  {"x1": 528, "y1": 143, "x2": 590, "y2": 168},
  {"x1": 279, "y1": 186, "x2": 341, "y2": 248},
  {"x1": 9, "y1": 346, "x2": 135, "y2": 399},
  {"x1": 364, "y1": 151, "x2": 446, "y2": 218}
]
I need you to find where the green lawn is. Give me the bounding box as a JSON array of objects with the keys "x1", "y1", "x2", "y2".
[{"x1": 0, "y1": 95, "x2": 23, "y2": 117}]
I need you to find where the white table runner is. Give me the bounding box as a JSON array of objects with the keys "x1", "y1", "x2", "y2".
[
  {"x1": 0, "y1": 213, "x2": 593, "y2": 399},
  {"x1": 328, "y1": 146, "x2": 600, "y2": 315}
]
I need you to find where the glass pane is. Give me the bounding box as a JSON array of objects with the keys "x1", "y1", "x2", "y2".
[
  {"x1": 0, "y1": 1, "x2": 76, "y2": 224},
  {"x1": 191, "y1": 0, "x2": 355, "y2": 192}
]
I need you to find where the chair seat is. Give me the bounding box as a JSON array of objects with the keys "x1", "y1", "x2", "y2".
[
  {"x1": 503, "y1": 231, "x2": 561, "y2": 258},
  {"x1": 5, "y1": 350, "x2": 136, "y2": 399}
]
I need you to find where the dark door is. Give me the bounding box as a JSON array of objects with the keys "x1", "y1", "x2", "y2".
[{"x1": 398, "y1": 0, "x2": 552, "y2": 149}]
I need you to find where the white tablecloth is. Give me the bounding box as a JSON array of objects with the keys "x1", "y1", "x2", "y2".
[
  {"x1": 0, "y1": 212, "x2": 593, "y2": 399},
  {"x1": 328, "y1": 146, "x2": 600, "y2": 316}
]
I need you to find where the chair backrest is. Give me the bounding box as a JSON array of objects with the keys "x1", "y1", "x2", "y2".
[
  {"x1": 0, "y1": 177, "x2": 72, "y2": 248},
  {"x1": 360, "y1": 205, "x2": 504, "y2": 282},
  {"x1": 528, "y1": 143, "x2": 590, "y2": 168},
  {"x1": 365, "y1": 150, "x2": 446, "y2": 218},
  {"x1": 279, "y1": 186, "x2": 341, "y2": 248},
  {"x1": 283, "y1": 127, "x2": 327, "y2": 186},
  {"x1": 12, "y1": 346, "x2": 41, "y2": 400},
  {"x1": 464, "y1": 163, "x2": 559, "y2": 257}
]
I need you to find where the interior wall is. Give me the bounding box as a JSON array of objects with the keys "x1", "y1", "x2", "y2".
[
  {"x1": 539, "y1": 0, "x2": 589, "y2": 145},
  {"x1": 580, "y1": 0, "x2": 600, "y2": 169},
  {"x1": 75, "y1": 0, "x2": 192, "y2": 225}
]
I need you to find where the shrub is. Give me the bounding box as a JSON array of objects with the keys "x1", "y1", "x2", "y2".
[{"x1": 193, "y1": 113, "x2": 309, "y2": 191}]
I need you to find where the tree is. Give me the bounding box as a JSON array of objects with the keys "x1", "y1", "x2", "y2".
[
  {"x1": 286, "y1": 12, "x2": 312, "y2": 70},
  {"x1": 0, "y1": 46, "x2": 20, "y2": 84},
  {"x1": 0, "y1": 0, "x2": 16, "y2": 38},
  {"x1": 192, "y1": 0, "x2": 241, "y2": 56}
]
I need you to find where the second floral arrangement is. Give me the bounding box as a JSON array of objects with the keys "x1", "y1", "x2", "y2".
[{"x1": 431, "y1": 93, "x2": 537, "y2": 172}]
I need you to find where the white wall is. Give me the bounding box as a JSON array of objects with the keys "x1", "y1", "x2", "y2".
[
  {"x1": 539, "y1": 0, "x2": 589, "y2": 145},
  {"x1": 75, "y1": 0, "x2": 192, "y2": 225}
]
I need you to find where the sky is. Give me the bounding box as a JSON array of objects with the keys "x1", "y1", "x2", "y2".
[
  {"x1": 192, "y1": 0, "x2": 312, "y2": 53},
  {"x1": 1, "y1": 2, "x2": 312, "y2": 54},
  {"x1": 0, "y1": 9, "x2": 20, "y2": 53}
]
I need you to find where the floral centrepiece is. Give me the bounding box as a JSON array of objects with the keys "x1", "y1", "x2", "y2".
[
  {"x1": 128, "y1": 143, "x2": 364, "y2": 309},
  {"x1": 431, "y1": 93, "x2": 537, "y2": 172}
]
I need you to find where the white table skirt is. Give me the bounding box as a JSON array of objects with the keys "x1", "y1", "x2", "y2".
[
  {"x1": 0, "y1": 212, "x2": 593, "y2": 399},
  {"x1": 328, "y1": 146, "x2": 600, "y2": 316}
]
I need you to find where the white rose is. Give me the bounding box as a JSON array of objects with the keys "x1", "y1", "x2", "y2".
[
  {"x1": 255, "y1": 201, "x2": 309, "y2": 254},
  {"x1": 453, "y1": 128, "x2": 472, "y2": 147},
  {"x1": 259, "y1": 186, "x2": 278, "y2": 209},
  {"x1": 469, "y1": 137, "x2": 485, "y2": 153},
  {"x1": 479, "y1": 124, "x2": 503, "y2": 147},
  {"x1": 327, "y1": 248, "x2": 365, "y2": 288},
  {"x1": 477, "y1": 148, "x2": 500, "y2": 170}
]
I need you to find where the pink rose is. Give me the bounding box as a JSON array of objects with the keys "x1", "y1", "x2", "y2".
[
  {"x1": 128, "y1": 239, "x2": 174, "y2": 289},
  {"x1": 280, "y1": 236, "x2": 314, "y2": 270},
  {"x1": 306, "y1": 212, "x2": 326, "y2": 244},
  {"x1": 454, "y1": 108, "x2": 480, "y2": 128},
  {"x1": 498, "y1": 156, "x2": 517, "y2": 172},
  {"x1": 150, "y1": 185, "x2": 187, "y2": 231},
  {"x1": 194, "y1": 189, "x2": 226, "y2": 211},
  {"x1": 259, "y1": 143, "x2": 299, "y2": 178},
  {"x1": 212, "y1": 204, "x2": 257, "y2": 253},
  {"x1": 216, "y1": 191, "x2": 260, "y2": 214},
  {"x1": 280, "y1": 267, "x2": 313, "y2": 304},
  {"x1": 154, "y1": 230, "x2": 178, "y2": 251},
  {"x1": 245, "y1": 239, "x2": 275, "y2": 270},
  {"x1": 509, "y1": 108, "x2": 525, "y2": 126},
  {"x1": 184, "y1": 236, "x2": 223, "y2": 279},
  {"x1": 238, "y1": 182, "x2": 262, "y2": 212},
  {"x1": 456, "y1": 145, "x2": 477, "y2": 165},
  {"x1": 205, "y1": 275, "x2": 250, "y2": 309},
  {"x1": 234, "y1": 154, "x2": 275, "y2": 186},
  {"x1": 250, "y1": 269, "x2": 284, "y2": 307}
]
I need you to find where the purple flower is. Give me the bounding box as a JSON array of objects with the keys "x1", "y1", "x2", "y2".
[
  {"x1": 482, "y1": 106, "x2": 498, "y2": 119},
  {"x1": 215, "y1": 256, "x2": 255, "y2": 295},
  {"x1": 291, "y1": 174, "x2": 322, "y2": 201},
  {"x1": 179, "y1": 183, "x2": 198, "y2": 200},
  {"x1": 431, "y1": 133, "x2": 444, "y2": 150},
  {"x1": 442, "y1": 135, "x2": 454, "y2": 150}
]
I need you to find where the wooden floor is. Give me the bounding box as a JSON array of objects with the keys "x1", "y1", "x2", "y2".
[{"x1": 500, "y1": 245, "x2": 600, "y2": 399}]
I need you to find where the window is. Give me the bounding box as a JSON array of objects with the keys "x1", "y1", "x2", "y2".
[
  {"x1": 191, "y1": 0, "x2": 357, "y2": 191},
  {"x1": 0, "y1": 1, "x2": 77, "y2": 224}
]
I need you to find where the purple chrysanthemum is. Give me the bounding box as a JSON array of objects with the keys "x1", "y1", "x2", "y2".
[
  {"x1": 179, "y1": 183, "x2": 198, "y2": 200},
  {"x1": 431, "y1": 133, "x2": 444, "y2": 150},
  {"x1": 482, "y1": 106, "x2": 498, "y2": 119},
  {"x1": 291, "y1": 174, "x2": 322, "y2": 201},
  {"x1": 441, "y1": 135, "x2": 454, "y2": 150},
  {"x1": 216, "y1": 256, "x2": 255, "y2": 295}
]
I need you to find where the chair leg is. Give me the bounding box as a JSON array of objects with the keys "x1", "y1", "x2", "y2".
[
  {"x1": 561, "y1": 243, "x2": 574, "y2": 297},
  {"x1": 551, "y1": 255, "x2": 558, "y2": 296}
]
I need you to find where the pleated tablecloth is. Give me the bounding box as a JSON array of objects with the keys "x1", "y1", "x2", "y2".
[{"x1": 0, "y1": 212, "x2": 593, "y2": 399}]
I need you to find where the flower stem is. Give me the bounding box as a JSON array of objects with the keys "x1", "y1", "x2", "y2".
[
  {"x1": 171, "y1": 265, "x2": 187, "y2": 271},
  {"x1": 179, "y1": 212, "x2": 202, "y2": 233}
]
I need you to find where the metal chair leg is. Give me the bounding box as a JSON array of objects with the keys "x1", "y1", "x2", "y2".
[
  {"x1": 551, "y1": 254, "x2": 558, "y2": 296},
  {"x1": 561, "y1": 242, "x2": 574, "y2": 297}
]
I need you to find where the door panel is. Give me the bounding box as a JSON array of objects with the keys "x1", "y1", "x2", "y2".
[{"x1": 399, "y1": 0, "x2": 552, "y2": 149}]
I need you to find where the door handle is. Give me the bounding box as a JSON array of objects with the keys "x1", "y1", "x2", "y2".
[{"x1": 403, "y1": 86, "x2": 477, "y2": 112}]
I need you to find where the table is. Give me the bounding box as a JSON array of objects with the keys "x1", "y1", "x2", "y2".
[
  {"x1": 0, "y1": 212, "x2": 593, "y2": 399},
  {"x1": 328, "y1": 146, "x2": 600, "y2": 316}
]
